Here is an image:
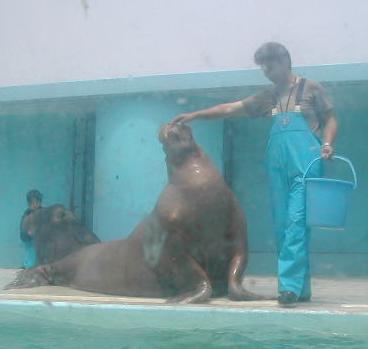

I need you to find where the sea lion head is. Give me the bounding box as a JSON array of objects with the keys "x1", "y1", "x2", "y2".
[
  {"x1": 159, "y1": 123, "x2": 196, "y2": 158},
  {"x1": 22, "y1": 205, "x2": 77, "y2": 237}
]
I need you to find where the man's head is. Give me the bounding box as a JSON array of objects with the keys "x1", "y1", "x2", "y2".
[
  {"x1": 26, "y1": 190, "x2": 43, "y2": 210},
  {"x1": 254, "y1": 42, "x2": 292, "y2": 84}
]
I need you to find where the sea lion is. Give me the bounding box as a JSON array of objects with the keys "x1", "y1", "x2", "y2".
[
  {"x1": 6, "y1": 124, "x2": 264, "y2": 303},
  {"x1": 22, "y1": 204, "x2": 100, "y2": 264}
]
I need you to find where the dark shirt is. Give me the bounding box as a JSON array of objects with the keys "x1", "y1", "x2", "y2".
[
  {"x1": 19, "y1": 208, "x2": 34, "y2": 242},
  {"x1": 241, "y1": 78, "x2": 334, "y2": 137}
]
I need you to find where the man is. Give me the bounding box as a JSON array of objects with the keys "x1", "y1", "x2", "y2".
[
  {"x1": 20, "y1": 189, "x2": 43, "y2": 269},
  {"x1": 172, "y1": 42, "x2": 338, "y2": 307}
]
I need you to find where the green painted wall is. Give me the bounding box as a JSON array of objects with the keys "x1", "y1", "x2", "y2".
[
  {"x1": 93, "y1": 94, "x2": 224, "y2": 240},
  {"x1": 0, "y1": 114, "x2": 81, "y2": 267},
  {"x1": 0, "y1": 68, "x2": 366, "y2": 277}
]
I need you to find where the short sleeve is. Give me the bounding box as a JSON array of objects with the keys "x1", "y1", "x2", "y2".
[
  {"x1": 241, "y1": 89, "x2": 274, "y2": 118},
  {"x1": 313, "y1": 82, "x2": 334, "y2": 119}
]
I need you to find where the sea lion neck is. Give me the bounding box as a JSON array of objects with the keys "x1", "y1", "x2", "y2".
[{"x1": 165, "y1": 146, "x2": 202, "y2": 178}]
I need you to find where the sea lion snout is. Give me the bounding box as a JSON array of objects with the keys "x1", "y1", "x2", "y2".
[{"x1": 159, "y1": 123, "x2": 193, "y2": 146}]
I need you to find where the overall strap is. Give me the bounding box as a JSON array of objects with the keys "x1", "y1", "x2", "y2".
[
  {"x1": 272, "y1": 77, "x2": 303, "y2": 113},
  {"x1": 271, "y1": 91, "x2": 277, "y2": 108},
  {"x1": 295, "y1": 78, "x2": 306, "y2": 106}
]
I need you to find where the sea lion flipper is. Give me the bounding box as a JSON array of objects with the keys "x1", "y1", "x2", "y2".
[
  {"x1": 166, "y1": 280, "x2": 212, "y2": 304},
  {"x1": 4, "y1": 267, "x2": 51, "y2": 290},
  {"x1": 228, "y1": 285, "x2": 276, "y2": 301},
  {"x1": 164, "y1": 253, "x2": 213, "y2": 304}
]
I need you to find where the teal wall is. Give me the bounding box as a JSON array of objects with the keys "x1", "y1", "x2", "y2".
[
  {"x1": 91, "y1": 81, "x2": 368, "y2": 276},
  {"x1": 0, "y1": 66, "x2": 367, "y2": 276},
  {"x1": 229, "y1": 81, "x2": 368, "y2": 276},
  {"x1": 93, "y1": 94, "x2": 224, "y2": 240},
  {"x1": 0, "y1": 114, "x2": 80, "y2": 267}
]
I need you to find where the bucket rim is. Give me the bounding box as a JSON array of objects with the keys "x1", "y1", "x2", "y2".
[
  {"x1": 304, "y1": 178, "x2": 355, "y2": 188},
  {"x1": 306, "y1": 224, "x2": 346, "y2": 230},
  {"x1": 303, "y1": 155, "x2": 358, "y2": 189}
]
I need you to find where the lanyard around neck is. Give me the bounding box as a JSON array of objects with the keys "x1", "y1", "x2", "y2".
[{"x1": 278, "y1": 79, "x2": 298, "y2": 113}]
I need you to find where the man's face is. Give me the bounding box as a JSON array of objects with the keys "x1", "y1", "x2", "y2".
[
  {"x1": 260, "y1": 59, "x2": 290, "y2": 84},
  {"x1": 29, "y1": 199, "x2": 41, "y2": 210}
]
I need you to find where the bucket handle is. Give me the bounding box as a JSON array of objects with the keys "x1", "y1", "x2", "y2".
[{"x1": 302, "y1": 155, "x2": 358, "y2": 189}]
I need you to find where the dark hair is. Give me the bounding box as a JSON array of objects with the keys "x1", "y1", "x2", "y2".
[
  {"x1": 26, "y1": 189, "x2": 43, "y2": 203},
  {"x1": 254, "y1": 42, "x2": 292, "y2": 68}
]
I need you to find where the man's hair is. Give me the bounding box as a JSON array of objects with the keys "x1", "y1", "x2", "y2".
[
  {"x1": 26, "y1": 189, "x2": 43, "y2": 203},
  {"x1": 254, "y1": 42, "x2": 292, "y2": 68}
]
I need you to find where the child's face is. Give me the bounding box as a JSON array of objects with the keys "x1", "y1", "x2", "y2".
[{"x1": 29, "y1": 199, "x2": 41, "y2": 210}]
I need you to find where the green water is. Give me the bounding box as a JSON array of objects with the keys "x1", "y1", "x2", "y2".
[{"x1": 0, "y1": 303, "x2": 367, "y2": 349}]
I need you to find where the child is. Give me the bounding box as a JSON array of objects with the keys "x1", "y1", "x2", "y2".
[{"x1": 20, "y1": 190, "x2": 43, "y2": 269}]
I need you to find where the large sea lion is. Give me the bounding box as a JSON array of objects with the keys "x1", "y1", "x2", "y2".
[
  {"x1": 22, "y1": 204, "x2": 100, "y2": 264},
  {"x1": 6, "y1": 123, "x2": 265, "y2": 303}
]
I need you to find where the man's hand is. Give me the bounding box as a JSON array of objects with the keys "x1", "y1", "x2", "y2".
[
  {"x1": 172, "y1": 113, "x2": 196, "y2": 124},
  {"x1": 171, "y1": 100, "x2": 247, "y2": 124},
  {"x1": 321, "y1": 143, "x2": 334, "y2": 159}
]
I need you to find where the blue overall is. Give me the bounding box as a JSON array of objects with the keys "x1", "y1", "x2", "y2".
[
  {"x1": 266, "y1": 79, "x2": 321, "y2": 299},
  {"x1": 23, "y1": 240, "x2": 37, "y2": 269},
  {"x1": 20, "y1": 208, "x2": 38, "y2": 269}
]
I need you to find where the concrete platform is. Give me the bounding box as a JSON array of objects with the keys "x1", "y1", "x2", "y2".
[{"x1": 0, "y1": 269, "x2": 367, "y2": 314}]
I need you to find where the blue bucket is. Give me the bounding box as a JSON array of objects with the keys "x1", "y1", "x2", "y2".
[{"x1": 303, "y1": 156, "x2": 357, "y2": 229}]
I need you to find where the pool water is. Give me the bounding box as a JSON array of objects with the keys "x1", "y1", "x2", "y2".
[{"x1": 0, "y1": 301, "x2": 367, "y2": 349}]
